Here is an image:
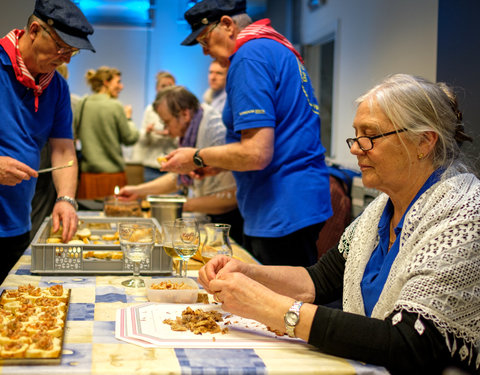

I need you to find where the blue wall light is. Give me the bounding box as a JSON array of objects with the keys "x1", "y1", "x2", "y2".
[{"x1": 74, "y1": 0, "x2": 154, "y2": 27}]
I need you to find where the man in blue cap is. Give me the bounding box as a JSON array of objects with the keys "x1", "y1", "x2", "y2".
[
  {"x1": 162, "y1": 0, "x2": 333, "y2": 267},
  {"x1": 0, "y1": 0, "x2": 95, "y2": 282}
]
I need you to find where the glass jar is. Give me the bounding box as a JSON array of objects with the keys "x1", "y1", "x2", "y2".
[{"x1": 103, "y1": 196, "x2": 142, "y2": 217}]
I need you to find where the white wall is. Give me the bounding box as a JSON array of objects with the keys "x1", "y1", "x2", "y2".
[
  {"x1": 301, "y1": 0, "x2": 438, "y2": 170},
  {"x1": 68, "y1": 25, "x2": 148, "y2": 128},
  {"x1": 69, "y1": 0, "x2": 211, "y2": 129}
]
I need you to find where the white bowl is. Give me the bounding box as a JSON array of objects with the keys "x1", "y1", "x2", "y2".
[{"x1": 145, "y1": 278, "x2": 199, "y2": 304}]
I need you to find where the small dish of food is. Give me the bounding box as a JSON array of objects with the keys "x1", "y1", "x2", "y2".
[{"x1": 145, "y1": 278, "x2": 199, "y2": 304}]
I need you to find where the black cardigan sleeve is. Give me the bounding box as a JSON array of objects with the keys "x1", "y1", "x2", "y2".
[
  {"x1": 305, "y1": 248, "x2": 478, "y2": 374},
  {"x1": 306, "y1": 246, "x2": 345, "y2": 305}
]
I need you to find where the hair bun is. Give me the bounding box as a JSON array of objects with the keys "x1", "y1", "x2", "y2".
[{"x1": 454, "y1": 124, "x2": 473, "y2": 146}]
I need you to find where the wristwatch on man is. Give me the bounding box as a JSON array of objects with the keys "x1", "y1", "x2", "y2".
[
  {"x1": 193, "y1": 149, "x2": 206, "y2": 168},
  {"x1": 284, "y1": 300, "x2": 303, "y2": 338},
  {"x1": 55, "y1": 196, "x2": 78, "y2": 211}
]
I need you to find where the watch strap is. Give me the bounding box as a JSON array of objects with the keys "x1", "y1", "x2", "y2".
[
  {"x1": 284, "y1": 300, "x2": 303, "y2": 338},
  {"x1": 56, "y1": 196, "x2": 78, "y2": 211},
  {"x1": 193, "y1": 149, "x2": 206, "y2": 168}
]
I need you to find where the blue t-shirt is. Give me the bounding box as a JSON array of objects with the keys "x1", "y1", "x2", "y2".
[
  {"x1": 0, "y1": 47, "x2": 73, "y2": 237},
  {"x1": 361, "y1": 169, "x2": 443, "y2": 316},
  {"x1": 223, "y1": 38, "x2": 332, "y2": 237}
]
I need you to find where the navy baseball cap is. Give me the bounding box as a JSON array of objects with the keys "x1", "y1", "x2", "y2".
[
  {"x1": 181, "y1": 0, "x2": 246, "y2": 46},
  {"x1": 34, "y1": 0, "x2": 95, "y2": 52}
]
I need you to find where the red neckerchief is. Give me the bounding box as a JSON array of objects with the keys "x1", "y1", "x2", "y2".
[
  {"x1": 0, "y1": 29, "x2": 55, "y2": 112},
  {"x1": 234, "y1": 19, "x2": 304, "y2": 64}
]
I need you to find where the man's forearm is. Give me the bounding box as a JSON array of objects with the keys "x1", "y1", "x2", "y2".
[{"x1": 50, "y1": 140, "x2": 77, "y2": 197}]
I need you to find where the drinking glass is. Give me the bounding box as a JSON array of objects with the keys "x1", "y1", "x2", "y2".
[
  {"x1": 120, "y1": 222, "x2": 154, "y2": 288},
  {"x1": 161, "y1": 221, "x2": 185, "y2": 277},
  {"x1": 173, "y1": 218, "x2": 200, "y2": 277},
  {"x1": 201, "y1": 223, "x2": 233, "y2": 264}
]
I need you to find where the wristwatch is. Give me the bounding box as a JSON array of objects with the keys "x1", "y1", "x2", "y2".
[
  {"x1": 55, "y1": 196, "x2": 78, "y2": 211},
  {"x1": 284, "y1": 301, "x2": 303, "y2": 338},
  {"x1": 193, "y1": 149, "x2": 206, "y2": 168}
]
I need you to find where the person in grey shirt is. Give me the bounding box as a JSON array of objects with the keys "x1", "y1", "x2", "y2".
[{"x1": 119, "y1": 86, "x2": 244, "y2": 244}]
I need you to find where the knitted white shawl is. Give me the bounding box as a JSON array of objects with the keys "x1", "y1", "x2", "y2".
[{"x1": 340, "y1": 168, "x2": 480, "y2": 368}]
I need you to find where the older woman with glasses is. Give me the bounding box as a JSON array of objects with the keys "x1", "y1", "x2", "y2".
[{"x1": 198, "y1": 74, "x2": 480, "y2": 374}]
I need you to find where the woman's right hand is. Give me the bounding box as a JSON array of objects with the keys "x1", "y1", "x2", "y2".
[
  {"x1": 124, "y1": 105, "x2": 133, "y2": 119},
  {"x1": 198, "y1": 255, "x2": 248, "y2": 294}
]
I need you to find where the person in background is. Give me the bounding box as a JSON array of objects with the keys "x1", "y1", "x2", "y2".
[
  {"x1": 199, "y1": 74, "x2": 479, "y2": 374},
  {"x1": 118, "y1": 86, "x2": 244, "y2": 244},
  {"x1": 162, "y1": 0, "x2": 332, "y2": 267},
  {"x1": 55, "y1": 63, "x2": 81, "y2": 110},
  {"x1": 203, "y1": 59, "x2": 228, "y2": 114},
  {"x1": 0, "y1": 0, "x2": 95, "y2": 282},
  {"x1": 131, "y1": 71, "x2": 178, "y2": 182},
  {"x1": 74, "y1": 66, "x2": 139, "y2": 199}
]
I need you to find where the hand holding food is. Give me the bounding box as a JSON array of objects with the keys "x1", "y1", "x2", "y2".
[
  {"x1": 116, "y1": 186, "x2": 140, "y2": 201},
  {"x1": 157, "y1": 155, "x2": 168, "y2": 165}
]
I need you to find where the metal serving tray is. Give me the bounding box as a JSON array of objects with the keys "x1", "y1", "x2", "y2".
[{"x1": 31, "y1": 217, "x2": 172, "y2": 275}]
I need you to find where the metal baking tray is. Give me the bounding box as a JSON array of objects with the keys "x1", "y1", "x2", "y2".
[
  {"x1": 0, "y1": 288, "x2": 70, "y2": 365},
  {"x1": 31, "y1": 217, "x2": 172, "y2": 275}
]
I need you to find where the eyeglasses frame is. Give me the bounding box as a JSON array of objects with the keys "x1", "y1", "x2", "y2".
[
  {"x1": 39, "y1": 23, "x2": 79, "y2": 56},
  {"x1": 346, "y1": 128, "x2": 408, "y2": 151},
  {"x1": 197, "y1": 21, "x2": 220, "y2": 48}
]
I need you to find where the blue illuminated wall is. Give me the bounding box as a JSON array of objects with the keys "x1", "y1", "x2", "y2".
[{"x1": 73, "y1": 0, "x2": 153, "y2": 26}]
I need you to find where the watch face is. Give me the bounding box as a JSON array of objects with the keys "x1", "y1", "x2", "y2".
[
  {"x1": 193, "y1": 156, "x2": 203, "y2": 167},
  {"x1": 285, "y1": 311, "x2": 299, "y2": 326},
  {"x1": 193, "y1": 151, "x2": 205, "y2": 167}
]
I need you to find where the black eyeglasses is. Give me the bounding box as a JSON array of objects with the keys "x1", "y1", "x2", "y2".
[
  {"x1": 346, "y1": 128, "x2": 408, "y2": 151},
  {"x1": 39, "y1": 24, "x2": 79, "y2": 56},
  {"x1": 197, "y1": 22, "x2": 220, "y2": 48}
]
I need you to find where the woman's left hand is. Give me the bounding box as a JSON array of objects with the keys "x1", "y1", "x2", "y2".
[{"x1": 209, "y1": 272, "x2": 287, "y2": 327}]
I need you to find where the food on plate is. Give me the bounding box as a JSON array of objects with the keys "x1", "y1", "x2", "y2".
[
  {"x1": 0, "y1": 284, "x2": 68, "y2": 359},
  {"x1": 42, "y1": 285, "x2": 69, "y2": 303},
  {"x1": 25, "y1": 332, "x2": 61, "y2": 358},
  {"x1": 0, "y1": 341, "x2": 29, "y2": 358},
  {"x1": 163, "y1": 307, "x2": 229, "y2": 335}
]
